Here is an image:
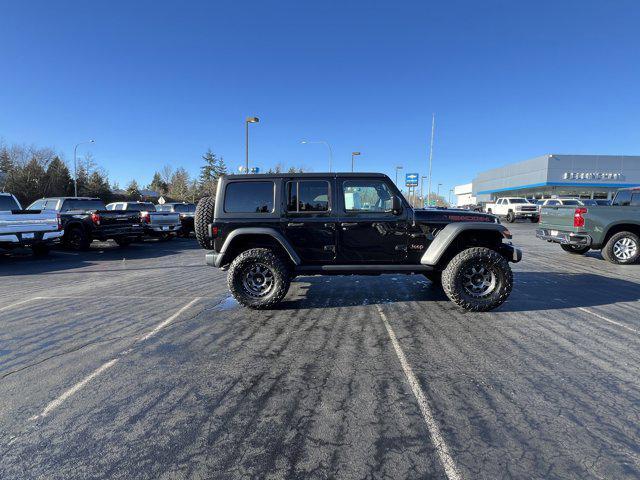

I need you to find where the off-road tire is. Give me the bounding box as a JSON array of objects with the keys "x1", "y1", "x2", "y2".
[
  {"x1": 561, "y1": 244, "x2": 590, "y2": 255},
  {"x1": 32, "y1": 244, "x2": 50, "y2": 256},
  {"x1": 63, "y1": 226, "x2": 90, "y2": 251},
  {"x1": 530, "y1": 216, "x2": 539, "y2": 223},
  {"x1": 195, "y1": 196, "x2": 216, "y2": 250},
  {"x1": 601, "y1": 231, "x2": 640, "y2": 265},
  {"x1": 442, "y1": 247, "x2": 513, "y2": 312},
  {"x1": 423, "y1": 272, "x2": 442, "y2": 287},
  {"x1": 114, "y1": 237, "x2": 132, "y2": 247},
  {"x1": 227, "y1": 248, "x2": 291, "y2": 309},
  {"x1": 506, "y1": 211, "x2": 515, "y2": 223}
]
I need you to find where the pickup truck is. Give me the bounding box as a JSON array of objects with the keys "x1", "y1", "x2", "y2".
[
  {"x1": 536, "y1": 187, "x2": 640, "y2": 264},
  {"x1": 485, "y1": 197, "x2": 539, "y2": 223},
  {"x1": 0, "y1": 193, "x2": 63, "y2": 255},
  {"x1": 27, "y1": 197, "x2": 142, "y2": 251},
  {"x1": 156, "y1": 202, "x2": 196, "y2": 236},
  {"x1": 106, "y1": 201, "x2": 181, "y2": 240}
]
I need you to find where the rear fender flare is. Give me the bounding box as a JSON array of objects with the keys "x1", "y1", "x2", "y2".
[
  {"x1": 421, "y1": 222, "x2": 509, "y2": 266},
  {"x1": 219, "y1": 228, "x2": 301, "y2": 266}
]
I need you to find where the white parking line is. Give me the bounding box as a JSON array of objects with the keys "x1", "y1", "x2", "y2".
[
  {"x1": 30, "y1": 297, "x2": 201, "y2": 420},
  {"x1": 0, "y1": 297, "x2": 43, "y2": 313},
  {"x1": 375, "y1": 305, "x2": 462, "y2": 480},
  {"x1": 578, "y1": 307, "x2": 639, "y2": 334}
]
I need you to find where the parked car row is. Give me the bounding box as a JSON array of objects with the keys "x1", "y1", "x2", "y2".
[{"x1": 0, "y1": 195, "x2": 197, "y2": 255}]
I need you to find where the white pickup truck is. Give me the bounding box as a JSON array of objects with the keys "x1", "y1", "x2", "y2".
[
  {"x1": 0, "y1": 193, "x2": 63, "y2": 255},
  {"x1": 485, "y1": 197, "x2": 539, "y2": 223}
]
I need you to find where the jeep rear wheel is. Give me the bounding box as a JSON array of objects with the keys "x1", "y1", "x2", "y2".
[
  {"x1": 442, "y1": 247, "x2": 513, "y2": 312},
  {"x1": 195, "y1": 196, "x2": 216, "y2": 250},
  {"x1": 561, "y1": 244, "x2": 590, "y2": 255},
  {"x1": 602, "y1": 231, "x2": 640, "y2": 265},
  {"x1": 227, "y1": 248, "x2": 291, "y2": 309}
]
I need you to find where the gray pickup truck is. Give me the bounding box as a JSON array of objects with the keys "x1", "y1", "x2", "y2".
[
  {"x1": 106, "y1": 201, "x2": 181, "y2": 240},
  {"x1": 536, "y1": 187, "x2": 640, "y2": 264}
]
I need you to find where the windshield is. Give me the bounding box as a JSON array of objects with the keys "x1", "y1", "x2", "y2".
[
  {"x1": 562, "y1": 200, "x2": 583, "y2": 206},
  {"x1": 127, "y1": 203, "x2": 156, "y2": 212},
  {"x1": 0, "y1": 195, "x2": 20, "y2": 211},
  {"x1": 61, "y1": 199, "x2": 106, "y2": 211},
  {"x1": 509, "y1": 199, "x2": 528, "y2": 204},
  {"x1": 174, "y1": 204, "x2": 195, "y2": 213}
]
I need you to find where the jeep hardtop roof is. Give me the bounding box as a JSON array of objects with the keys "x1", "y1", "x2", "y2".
[{"x1": 222, "y1": 172, "x2": 388, "y2": 180}]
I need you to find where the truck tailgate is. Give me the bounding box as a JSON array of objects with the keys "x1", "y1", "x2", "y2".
[
  {"x1": 539, "y1": 206, "x2": 579, "y2": 232},
  {"x1": 149, "y1": 212, "x2": 180, "y2": 226},
  {"x1": 0, "y1": 210, "x2": 59, "y2": 233}
]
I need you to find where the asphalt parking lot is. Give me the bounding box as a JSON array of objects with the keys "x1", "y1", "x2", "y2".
[{"x1": 1, "y1": 224, "x2": 639, "y2": 480}]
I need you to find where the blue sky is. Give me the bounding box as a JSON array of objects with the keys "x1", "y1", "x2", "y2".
[{"x1": 2, "y1": 1, "x2": 639, "y2": 196}]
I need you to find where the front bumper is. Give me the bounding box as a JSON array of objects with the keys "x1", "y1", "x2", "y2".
[
  {"x1": 514, "y1": 210, "x2": 539, "y2": 218},
  {"x1": 499, "y1": 243, "x2": 523, "y2": 263},
  {"x1": 536, "y1": 228, "x2": 592, "y2": 246}
]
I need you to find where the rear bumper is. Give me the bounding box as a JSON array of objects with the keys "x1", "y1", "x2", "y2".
[
  {"x1": 536, "y1": 228, "x2": 592, "y2": 246},
  {"x1": 205, "y1": 251, "x2": 223, "y2": 268},
  {"x1": 143, "y1": 224, "x2": 181, "y2": 235},
  {"x1": 0, "y1": 230, "x2": 63, "y2": 248}
]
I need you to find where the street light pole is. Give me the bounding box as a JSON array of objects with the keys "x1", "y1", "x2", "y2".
[
  {"x1": 427, "y1": 113, "x2": 435, "y2": 207},
  {"x1": 420, "y1": 175, "x2": 428, "y2": 207},
  {"x1": 449, "y1": 188, "x2": 453, "y2": 206},
  {"x1": 351, "y1": 151, "x2": 361, "y2": 172},
  {"x1": 395, "y1": 166, "x2": 403, "y2": 187},
  {"x1": 245, "y1": 117, "x2": 259, "y2": 174},
  {"x1": 301, "y1": 140, "x2": 333, "y2": 172},
  {"x1": 437, "y1": 183, "x2": 442, "y2": 206},
  {"x1": 73, "y1": 139, "x2": 95, "y2": 197}
]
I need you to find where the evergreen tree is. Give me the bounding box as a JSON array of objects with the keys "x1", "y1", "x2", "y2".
[
  {"x1": 86, "y1": 170, "x2": 112, "y2": 200},
  {"x1": 169, "y1": 168, "x2": 190, "y2": 201},
  {"x1": 199, "y1": 149, "x2": 226, "y2": 197},
  {"x1": 44, "y1": 156, "x2": 73, "y2": 197},
  {"x1": 126, "y1": 179, "x2": 141, "y2": 199},
  {"x1": 149, "y1": 171, "x2": 168, "y2": 194}
]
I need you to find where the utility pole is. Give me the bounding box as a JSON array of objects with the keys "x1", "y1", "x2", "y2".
[
  {"x1": 420, "y1": 175, "x2": 428, "y2": 207},
  {"x1": 427, "y1": 113, "x2": 435, "y2": 206}
]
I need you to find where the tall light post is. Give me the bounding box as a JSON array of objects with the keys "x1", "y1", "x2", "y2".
[
  {"x1": 245, "y1": 116, "x2": 259, "y2": 174},
  {"x1": 420, "y1": 175, "x2": 428, "y2": 206},
  {"x1": 351, "y1": 151, "x2": 361, "y2": 172},
  {"x1": 427, "y1": 113, "x2": 436, "y2": 207},
  {"x1": 301, "y1": 140, "x2": 333, "y2": 172},
  {"x1": 449, "y1": 188, "x2": 453, "y2": 206},
  {"x1": 395, "y1": 166, "x2": 403, "y2": 187},
  {"x1": 436, "y1": 183, "x2": 442, "y2": 206},
  {"x1": 73, "y1": 139, "x2": 95, "y2": 196}
]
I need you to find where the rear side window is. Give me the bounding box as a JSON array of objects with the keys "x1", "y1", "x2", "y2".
[
  {"x1": 287, "y1": 181, "x2": 329, "y2": 212},
  {"x1": 126, "y1": 203, "x2": 155, "y2": 211},
  {"x1": 562, "y1": 200, "x2": 581, "y2": 206},
  {"x1": 224, "y1": 182, "x2": 274, "y2": 213},
  {"x1": 0, "y1": 196, "x2": 20, "y2": 211},
  {"x1": 61, "y1": 200, "x2": 106, "y2": 211},
  {"x1": 613, "y1": 190, "x2": 632, "y2": 206}
]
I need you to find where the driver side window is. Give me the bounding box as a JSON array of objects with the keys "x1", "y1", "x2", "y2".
[{"x1": 343, "y1": 180, "x2": 393, "y2": 213}]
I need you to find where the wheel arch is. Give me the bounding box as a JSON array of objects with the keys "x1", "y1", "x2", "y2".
[
  {"x1": 219, "y1": 228, "x2": 301, "y2": 267},
  {"x1": 602, "y1": 223, "x2": 640, "y2": 246},
  {"x1": 421, "y1": 223, "x2": 508, "y2": 268}
]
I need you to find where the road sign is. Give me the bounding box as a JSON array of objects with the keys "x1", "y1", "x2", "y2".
[
  {"x1": 405, "y1": 173, "x2": 419, "y2": 187},
  {"x1": 250, "y1": 167, "x2": 260, "y2": 174}
]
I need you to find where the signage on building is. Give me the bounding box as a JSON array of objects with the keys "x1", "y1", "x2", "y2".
[
  {"x1": 405, "y1": 173, "x2": 419, "y2": 187},
  {"x1": 562, "y1": 172, "x2": 625, "y2": 181}
]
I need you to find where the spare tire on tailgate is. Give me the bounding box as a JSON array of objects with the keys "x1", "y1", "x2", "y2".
[{"x1": 195, "y1": 196, "x2": 216, "y2": 250}]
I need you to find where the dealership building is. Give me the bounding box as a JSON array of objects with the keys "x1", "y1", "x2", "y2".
[{"x1": 455, "y1": 154, "x2": 640, "y2": 205}]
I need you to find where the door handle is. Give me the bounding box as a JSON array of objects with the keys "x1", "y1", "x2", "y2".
[
  {"x1": 340, "y1": 222, "x2": 358, "y2": 227},
  {"x1": 287, "y1": 222, "x2": 304, "y2": 227}
]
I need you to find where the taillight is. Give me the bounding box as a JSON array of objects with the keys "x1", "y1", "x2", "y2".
[
  {"x1": 211, "y1": 225, "x2": 219, "y2": 238},
  {"x1": 141, "y1": 212, "x2": 151, "y2": 224},
  {"x1": 91, "y1": 212, "x2": 101, "y2": 225},
  {"x1": 573, "y1": 207, "x2": 588, "y2": 228},
  {"x1": 57, "y1": 213, "x2": 63, "y2": 231}
]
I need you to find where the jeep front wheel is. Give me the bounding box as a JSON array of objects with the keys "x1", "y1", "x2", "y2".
[
  {"x1": 442, "y1": 247, "x2": 513, "y2": 312},
  {"x1": 227, "y1": 248, "x2": 291, "y2": 309}
]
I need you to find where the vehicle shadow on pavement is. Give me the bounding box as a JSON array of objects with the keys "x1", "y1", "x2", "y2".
[
  {"x1": 0, "y1": 238, "x2": 199, "y2": 276},
  {"x1": 503, "y1": 271, "x2": 640, "y2": 312},
  {"x1": 277, "y1": 275, "x2": 449, "y2": 309},
  {"x1": 276, "y1": 271, "x2": 639, "y2": 312}
]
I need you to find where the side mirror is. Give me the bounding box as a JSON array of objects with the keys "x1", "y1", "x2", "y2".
[{"x1": 392, "y1": 195, "x2": 402, "y2": 215}]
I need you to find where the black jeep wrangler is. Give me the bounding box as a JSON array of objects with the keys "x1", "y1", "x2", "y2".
[{"x1": 194, "y1": 173, "x2": 522, "y2": 311}]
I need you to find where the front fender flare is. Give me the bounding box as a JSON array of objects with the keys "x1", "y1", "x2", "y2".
[{"x1": 420, "y1": 222, "x2": 510, "y2": 266}]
